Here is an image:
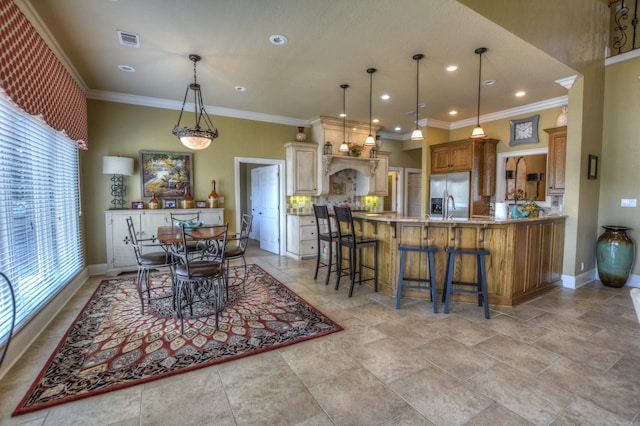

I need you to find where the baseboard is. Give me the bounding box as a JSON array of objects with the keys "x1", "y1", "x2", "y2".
[
  {"x1": 562, "y1": 269, "x2": 640, "y2": 289},
  {"x1": 0, "y1": 267, "x2": 90, "y2": 380},
  {"x1": 89, "y1": 263, "x2": 107, "y2": 276}
]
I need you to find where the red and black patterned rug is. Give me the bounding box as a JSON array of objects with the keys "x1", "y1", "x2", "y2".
[{"x1": 13, "y1": 264, "x2": 342, "y2": 415}]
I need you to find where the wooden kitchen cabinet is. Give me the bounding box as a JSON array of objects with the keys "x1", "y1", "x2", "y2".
[
  {"x1": 544, "y1": 126, "x2": 566, "y2": 195},
  {"x1": 431, "y1": 142, "x2": 473, "y2": 173},
  {"x1": 285, "y1": 142, "x2": 317, "y2": 195},
  {"x1": 286, "y1": 214, "x2": 317, "y2": 260},
  {"x1": 430, "y1": 138, "x2": 498, "y2": 216}
]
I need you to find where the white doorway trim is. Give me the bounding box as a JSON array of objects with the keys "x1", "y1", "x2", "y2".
[{"x1": 234, "y1": 156, "x2": 286, "y2": 256}]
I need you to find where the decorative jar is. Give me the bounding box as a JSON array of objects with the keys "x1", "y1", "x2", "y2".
[
  {"x1": 596, "y1": 225, "x2": 635, "y2": 287},
  {"x1": 296, "y1": 126, "x2": 307, "y2": 142},
  {"x1": 208, "y1": 180, "x2": 219, "y2": 208}
]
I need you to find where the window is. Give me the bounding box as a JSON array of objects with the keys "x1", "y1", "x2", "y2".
[{"x1": 0, "y1": 93, "x2": 83, "y2": 347}]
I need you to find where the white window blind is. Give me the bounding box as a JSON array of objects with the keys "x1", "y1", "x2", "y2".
[{"x1": 0, "y1": 93, "x2": 83, "y2": 347}]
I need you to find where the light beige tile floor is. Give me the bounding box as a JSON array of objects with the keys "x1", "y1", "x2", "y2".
[{"x1": 1, "y1": 241, "x2": 640, "y2": 425}]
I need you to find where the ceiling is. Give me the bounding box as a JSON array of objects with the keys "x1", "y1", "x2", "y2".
[{"x1": 22, "y1": 0, "x2": 576, "y2": 138}]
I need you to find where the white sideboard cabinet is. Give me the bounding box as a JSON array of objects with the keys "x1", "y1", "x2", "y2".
[{"x1": 105, "y1": 208, "x2": 224, "y2": 275}]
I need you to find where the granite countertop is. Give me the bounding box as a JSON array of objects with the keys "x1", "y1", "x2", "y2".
[{"x1": 350, "y1": 212, "x2": 566, "y2": 224}]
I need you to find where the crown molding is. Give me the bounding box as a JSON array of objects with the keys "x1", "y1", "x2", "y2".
[
  {"x1": 86, "y1": 90, "x2": 308, "y2": 127},
  {"x1": 555, "y1": 75, "x2": 579, "y2": 90},
  {"x1": 449, "y1": 95, "x2": 569, "y2": 130},
  {"x1": 605, "y1": 48, "x2": 640, "y2": 66}
]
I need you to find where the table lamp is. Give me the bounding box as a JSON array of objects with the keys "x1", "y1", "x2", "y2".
[{"x1": 103, "y1": 156, "x2": 134, "y2": 209}]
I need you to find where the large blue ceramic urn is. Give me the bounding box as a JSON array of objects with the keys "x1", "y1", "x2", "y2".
[{"x1": 596, "y1": 225, "x2": 635, "y2": 288}]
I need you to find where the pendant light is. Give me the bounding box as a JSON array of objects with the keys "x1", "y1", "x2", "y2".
[
  {"x1": 410, "y1": 54, "x2": 424, "y2": 141},
  {"x1": 365, "y1": 68, "x2": 376, "y2": 146},
  {"x1": 172, "y1": 54, "x2": 219, "y2": 150},
  {"x1": 339, "y1": 84, "x2": 350, "y2": 152},
  {"x1": 470, "y1": 47, "x2": 488, "y2": 139}
]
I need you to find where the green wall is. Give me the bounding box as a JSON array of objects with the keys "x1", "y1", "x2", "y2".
[{"x1": 84, "y1": 100, "x2": 296, "y2": 266}]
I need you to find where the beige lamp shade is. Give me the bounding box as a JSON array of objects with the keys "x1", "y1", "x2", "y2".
[{"x1": 102, "y1": 156, "x2": 134, "y2": 176}]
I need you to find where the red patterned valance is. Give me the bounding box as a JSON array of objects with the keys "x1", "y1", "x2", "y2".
[{"x1": 0, "y1": 0, "x2": 87, "y2": 148}]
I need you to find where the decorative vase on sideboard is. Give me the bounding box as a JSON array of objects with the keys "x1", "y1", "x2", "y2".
[{"x1": 596, "y1": 225, "x2": 635, "y2": 288}]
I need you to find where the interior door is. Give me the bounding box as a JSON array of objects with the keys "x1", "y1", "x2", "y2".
[
  {"x1": 250, "y1": 168, "x2": 261, "y2": 240},
  {"x1": 253, "y1": 165, "x2": 280, "y2": 254},
  {"x1": 406, "y1": 168, "x2": 422, "y2": 217}
]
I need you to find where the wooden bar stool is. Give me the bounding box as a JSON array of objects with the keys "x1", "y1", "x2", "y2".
[
  {"x1": 443, "y1": 247, "x2": 491, "y2": 319},
  {"x1": 312, "y1": 204, "x2": 338, "y2": 285},
  {"x1": 334, "y1": 206, "x2": 378, "y2": 297},
  {"x1": 396, "y1": 244, "x2": 438, "y2": 312}
]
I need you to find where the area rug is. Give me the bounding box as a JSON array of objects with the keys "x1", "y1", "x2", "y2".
[{"x1": 13, "y1": 264, "x2": 342, "y2": 415}]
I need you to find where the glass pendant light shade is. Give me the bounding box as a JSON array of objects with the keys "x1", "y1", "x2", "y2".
[
  {"x1": 339, "y1": 84, "x2": 350, "y2": 152},
  {"x1": 470, "y1": 47, "x2": 488, "y2": 139},
  {"x1": 365, "y1": 68, "x2": 376, "y2": 146},
  {"x1": 172, "y1": 54, "x2": 219, "y2": 150},
  {"x1": 411, "y1": 54, "x2": 424, "y2": 141}
]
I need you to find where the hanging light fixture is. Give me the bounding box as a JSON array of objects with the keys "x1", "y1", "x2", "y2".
[
  {"x1": 365, "y1": 68, "x2": 376, "y2": 146},
  {"x1": 339, "y1": 84, "x2": 350, "y2": 152},
  {"x1": 172, "y1": 54, "x2": 219, "y2": 150},
  {"x1": 471, "y1": 47, "x2": 488, "y2": 139},
  {"x1": 410, "y1": 54, "x2": 424, "y2": 141}
]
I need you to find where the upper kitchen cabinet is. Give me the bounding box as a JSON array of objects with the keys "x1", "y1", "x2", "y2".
[
  {"x1": 285, "y1": 142, "x2": 318, "y2": 196},
  {"x1": 429, "y1": 138, "x2": 498, "y2": 216},
  {"x1": 544, "y1": 127, "x2": 566, "y2": 195}
]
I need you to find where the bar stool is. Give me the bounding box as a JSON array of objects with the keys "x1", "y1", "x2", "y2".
[
  {"x1": 396, "y1": 244, "x2": 438, "y2": 312},
  {"x1": 334, "y1": 206, "x2": 378, "y2": 297},
  {"x1": 312, "y1": 204, "x2": 338, "y2": 285},
  {"x1": 443, "y1": 246, "x2": 491, "y2": 319}
]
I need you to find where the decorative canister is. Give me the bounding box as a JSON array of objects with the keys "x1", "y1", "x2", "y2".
[
  {"x1": 556, "y1": 105, "x2": 568, "y2": 127},
  {"x1": 208, "y1": 180, "x2": 219, "y2": 208},
  {"x1": 596, "y1": 225, "x2": 635, "y2": 288},
  {"x1": 296, "y1": 126, "x2": 307, "y2": 141},
  {"x1": 148, "y1": 192, "x2": 160, "y2": 209},
  {"x1": 324, "y1": 141, "x2": 332, "y2": 155}
]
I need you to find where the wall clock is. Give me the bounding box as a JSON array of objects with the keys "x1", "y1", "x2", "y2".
[{"x1": 509, "y1": 114, "x2": 540, "y2": 146}]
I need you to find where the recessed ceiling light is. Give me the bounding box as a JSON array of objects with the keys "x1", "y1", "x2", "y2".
[
  {"x1": 373, "y1": 118, "x2": 380, "y2": 123},
  {"x1": 449, "y1": 110, "x2": 458, "y2": 115},
  {"x1": 339, "y1": 113, "x2": 346, "y2": 118},
  {"x1": 269, "y1": 34, "x2": 288, "y2": 45},
  {"x1": 483, "y1": 79, "x2": 496, "y2": 86},
  {"x1": 515, "y1": 91, "x2": 526, "y2": 97},
  {"x1": 380, "y1": 94, "x2": 390, "y2": 100},
  {"x1": 118, "y1": 65, "x2": 135, "y2": 72},
  {"x1": 445, "y1": 65, "x2": 458, "y2": 72},
  {"x1": 394, "y1": 126, "x2": 402, "y2": 132},
  {"x1": 234, "y1": 86, "x2": 247, "y2": 92}
]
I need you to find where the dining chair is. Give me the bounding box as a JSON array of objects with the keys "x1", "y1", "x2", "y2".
[
  {"x1": 170, "y1": 211, "x2": 201, "y2": 224},
  {"x1": 171, "y1": 223, "x2": 228, "y2": 333},
  {"x1": 0, "y1": 272, "x2": 16, "y2": 372},
  {"x1": 225, "y1": 214, "x2": 253, "y2": 296},
  {"x1": 333, "y1": 206, "x2": 379, "y2": 297},
  {"x1": 126, "y1": 217, "x2": 175, "y2": 315}
]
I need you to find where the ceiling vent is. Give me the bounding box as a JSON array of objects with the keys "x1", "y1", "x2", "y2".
[{"x1": 117, "y1": 30, "x2": 140, "y2": 48}]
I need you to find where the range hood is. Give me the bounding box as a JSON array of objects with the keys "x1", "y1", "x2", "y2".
[{"x1": 310, "y1": 116, "x2": 388, "y2": 196}]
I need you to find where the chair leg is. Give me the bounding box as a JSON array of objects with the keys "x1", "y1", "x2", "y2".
[
  {"x1": 373, "y1": 242, "x2": 378, "y2": 293},
  {"x1": 314, "y1": 240, "x2": 321, "y2": 280},
  {"x1": 444, "y1": 252, "x2": 455, "y2": 314},
  {"x1": 348, "y1": 246, "x2": 356, "y2": 297},
  {"x1": 428, "y1": 251, "x2": 438, "y2": 313},
  {"x1": 479, "y1": 256, "x2": 490, "y2": 319},
  {"x1": 335, "y1": 244, "x2": 343, "y2": 290},
  {"x1": 324, "y1": 240, "x2": 333, "y2": 286},
  {"x1": 396, "y1": 249, "x2": 407, "y2": 309}
]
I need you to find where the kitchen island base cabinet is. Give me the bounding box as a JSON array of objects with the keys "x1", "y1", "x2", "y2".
[
  {"x1": 350, "y1": 215, "x2": 565, "y2": 307},
  {"x1": 105, "y1": 208, "x2": 224, "y2": 276}
]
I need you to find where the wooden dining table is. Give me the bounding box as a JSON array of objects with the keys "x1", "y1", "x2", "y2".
[{"x1": 156, "y1": 225, "x2": 234, "y2": 244}]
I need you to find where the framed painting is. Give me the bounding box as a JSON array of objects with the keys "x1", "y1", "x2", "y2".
[
  {"x1": 588, "y1": 154, "x2": 598, "y2": 180},
  {"x1": 139, "y1": 151, "x2": 193, "y2": 199}
]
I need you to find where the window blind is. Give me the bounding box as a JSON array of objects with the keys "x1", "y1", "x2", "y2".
[{"x1": 0, "y1": 93, "x2": 83, "y2": 347}]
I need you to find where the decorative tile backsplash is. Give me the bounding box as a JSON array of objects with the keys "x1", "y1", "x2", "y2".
[{"x1": 286, "y1": 170, "x2": 383, "y2": 214}]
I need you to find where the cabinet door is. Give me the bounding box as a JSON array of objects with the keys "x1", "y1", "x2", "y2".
[
  {"x1": 449, "y1": 144, "x2": 473, "y2": 170},
  {"x1": 431, "y1": 145, "x2": 452, "y2": 173},
  {"x1": 286, "y1": 143, "x2": 317, "y2": 195},
  {"x1": 546, "y1": 127, "x2": 566, "y2": 195},
  {"x1": 107, "y1": 211, "x2": 139, "y2": 269},
  {"x1": 199, "y1": 209, "x2": 223, "y2": 225},
  {"x1": 140, "y1": 211, "x2": 169, "y2": 243}
]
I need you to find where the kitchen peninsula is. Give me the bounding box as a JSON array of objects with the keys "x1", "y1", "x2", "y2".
[{"x1": 345, "y1": 212, "x2": 565, "y2": 307}]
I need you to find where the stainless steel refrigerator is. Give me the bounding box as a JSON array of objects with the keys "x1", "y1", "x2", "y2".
[{"x1": 429, "y1": 171, "x2": 471, "y2": 219}]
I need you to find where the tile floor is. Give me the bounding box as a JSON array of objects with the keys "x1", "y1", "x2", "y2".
[{"x1": 1, "y1": 241, "x2": 639, "y2": 425}]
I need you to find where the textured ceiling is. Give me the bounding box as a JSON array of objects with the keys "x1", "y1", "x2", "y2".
[{"x1": 23, "y1": 0, "x2": 576, "y2": 137}]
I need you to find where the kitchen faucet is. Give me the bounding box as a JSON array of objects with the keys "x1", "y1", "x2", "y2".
[{"x1": 445, "y1": 194, "x2": 456, "y2": 219}]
